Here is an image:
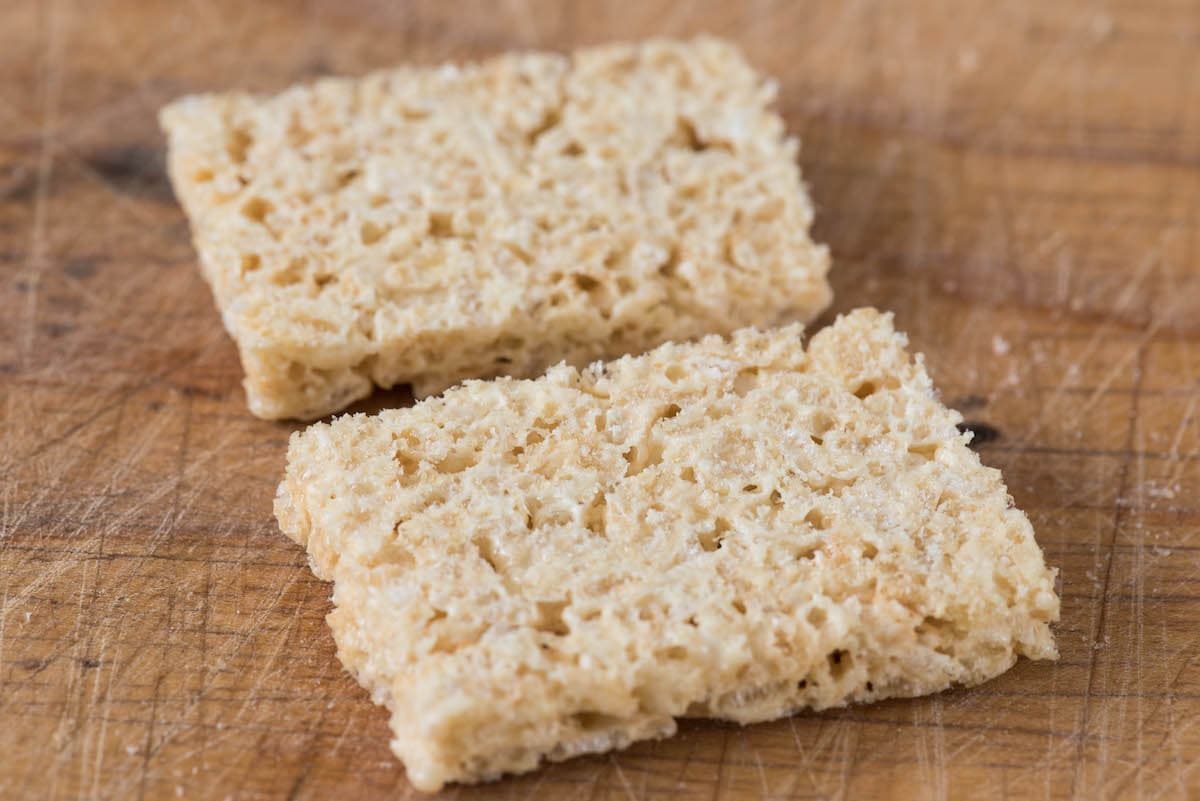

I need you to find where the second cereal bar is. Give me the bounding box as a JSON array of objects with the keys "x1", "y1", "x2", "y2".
[{"x1": 160, "y1": 37, "x2": 832, "y2": 419}]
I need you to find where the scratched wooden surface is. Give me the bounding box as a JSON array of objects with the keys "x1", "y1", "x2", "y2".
[{"x1": 2, "y1": 1, "x2": 1199, "y2": 799}]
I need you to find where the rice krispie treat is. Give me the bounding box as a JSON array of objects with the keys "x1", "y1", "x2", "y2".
[
  {"x1": 162, "y1": 38, "x2": 832, "y2": 419},
  {"x1": 276, "y1": 309, "x2": 1059, "y2": 791}
]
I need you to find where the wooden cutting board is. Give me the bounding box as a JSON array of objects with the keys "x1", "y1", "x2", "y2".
[{"x1": 3, "y1": 1, "x2": 1198, "y2": 798}]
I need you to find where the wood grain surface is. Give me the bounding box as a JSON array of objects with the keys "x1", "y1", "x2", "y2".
[{"x1": 2, "y1": 1, "x2": 1199, "y2": 799}]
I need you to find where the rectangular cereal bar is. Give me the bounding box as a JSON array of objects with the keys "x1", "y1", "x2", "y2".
[
  {"x1": 161, "y1": 38, "x2": 832, "y2": 419},
  {"x1": 275, "y1": 309, "x2": 1059, "y2": 791}
]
